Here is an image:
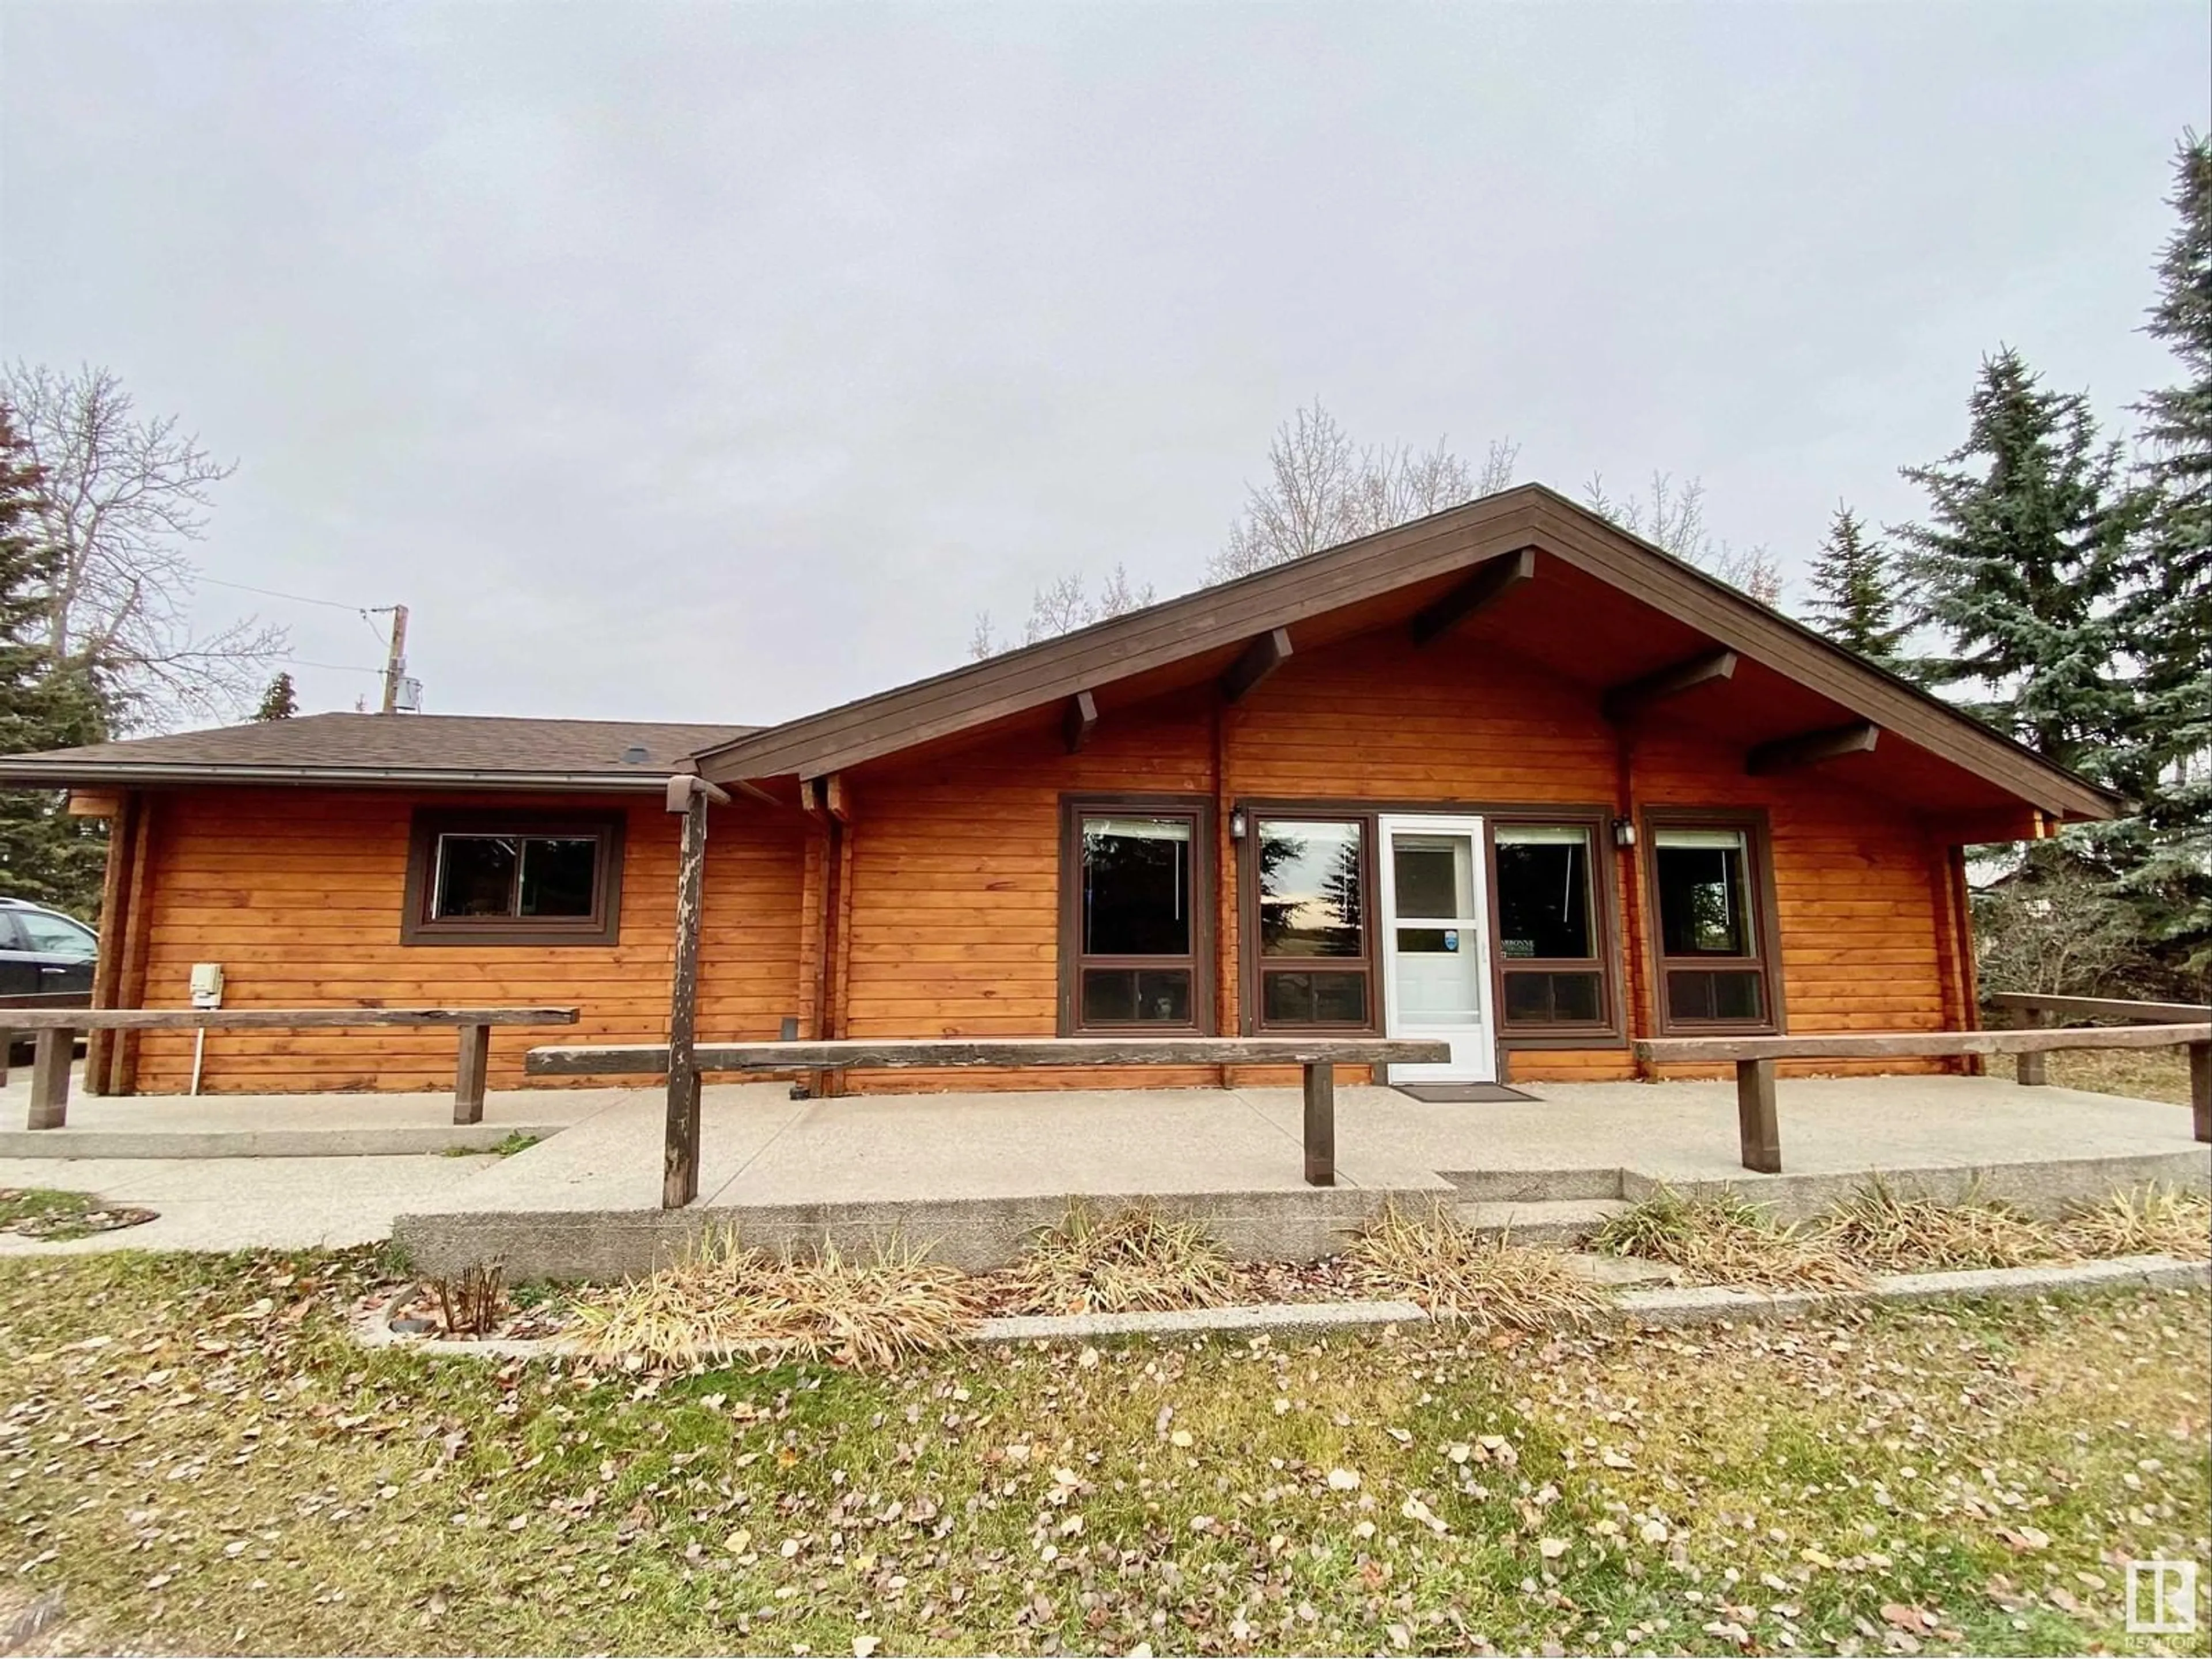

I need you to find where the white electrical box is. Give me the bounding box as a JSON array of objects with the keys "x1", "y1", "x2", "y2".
[{"x1": 189, "y1": 962, "x2": 225, "y2": 1010}]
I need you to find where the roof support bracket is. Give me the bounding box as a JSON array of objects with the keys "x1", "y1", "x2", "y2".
[
  {"x1": 1063, "y1": 690, "x2": 1099, "y2": 753},
  {"x1": 1601, "y1": 647, "x2": 1738, "y2": 724},
  {"x1": 1408, "y1": 546, "x2": 1537, "y2": 645},
  {"x1": 1746, "y1": 721, "x2": 1879, "y2": 776},
  {"x1": 1220, "y1": 627, "x2": 1293, "y2": 705}
]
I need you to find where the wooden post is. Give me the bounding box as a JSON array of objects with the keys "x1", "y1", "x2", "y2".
[
  {"x1": 28, "y1": 1028, "x2": 73, "y2": 1130},
  {"x1": 453, "y1": 1024, "x2": 491, "y2": 1124},
  {"x1": 663, "y1": 775, "x2": 724, "y2": 1208},
  {"x1": 2013, "y1": 1005, "x2": 2047, "y2": 1086},
  {"x1": 1735, "y1": 1058, "x2": 1781, "y2": 1173},
  {"x1": 85, "y1": 792, "x2": 138, "y2": 1094},
  {"x1": 0, "y1": 1027, "x2": 12, "y2": 1088},
  {"x1": 2191, "y1": 1041, "x2": 2210, "y2": 1145},
  {"x1": 1302, "y1": 1061, "x2": 1335, "y2": 1186}
]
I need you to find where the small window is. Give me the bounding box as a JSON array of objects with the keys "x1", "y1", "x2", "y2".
[
  {"x1": 1062, "y1": 802, "x2": 1212, "y2": 1033},
  {"x1": 1648, "y1": 819, "x2": 1777, "y2": 1031},
  {"x1": 1253, "y1": 817, "x2": 1372, "y2": 1028},
  {"x1": 1493, "y1": 823, "x2": 1609, "y2": 1032},
  {"x1": 403, "y1": 812, "x2": 624, "y2": 946}
]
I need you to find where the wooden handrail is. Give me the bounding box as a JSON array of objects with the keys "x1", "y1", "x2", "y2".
[
  {"x1": 1986, "y1": 991, "x2": 2212, "y2": 1026},
  {"x1": 531, "y1": 1035, "x2": 1452, "y2": 1201},
  {"x1": 10, "y1": 1006, "x2": 581, "y2": 1132},
  {"x1": 1634, "y1": 1023, "x2": 2211, "y2": 1172}
]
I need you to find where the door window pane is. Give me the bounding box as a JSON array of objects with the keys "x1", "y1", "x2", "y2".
[
  {"x1": 434, "y1": 835, "x2": 519, "y2": 918},
  {"x1": 1494, "y1": 826, "x2": 1593, "y2": 960},
  {"x1": 1081, "y1": 816, "x2": 1192, "y2": 956},
  {"x1": 1262, "y1": 969, "x2": 1369, "y2": 1025},
  {"x1": 1653, "y1": 828, "x2": 1752, "y2": 957},
  {"x1": 1257, "y1": 820, "x2": 1363, "y2": 957},
  {"x1": 520, "y1": 838, "x2": 599, "y2": 917},
  {"x1": 1391, "y1": 834, "x2": 1471, "y2": 919}
]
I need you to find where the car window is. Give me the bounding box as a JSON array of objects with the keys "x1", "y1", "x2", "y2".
[{"x1": 14, "y1": 911, "x2": 95, "y2": 957}]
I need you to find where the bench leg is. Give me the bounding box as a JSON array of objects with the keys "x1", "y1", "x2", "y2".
[
  {"x1": 1302, "y1": 1061, "x2": 1336, "y2": 1187},
  {"x1": 1735, "y1": 1058, "x2": 1781, "y2": 1173},
  {"x1": 453, "y1": 1024, "x2": 490, "y2": 1126},
  {"x1": 2015, "y1": 1048, "x2": 2047, "y2": 1086},
  {"x1": 0, "y1": 1026, "x2": 11, "y2": 1089},
  {"x1": 28, "y1": 1028, "x2": 73, "y2": 1130},
  {"x1": 2191, "y1": 1041, "x2": 2209, "y2": 1145}
]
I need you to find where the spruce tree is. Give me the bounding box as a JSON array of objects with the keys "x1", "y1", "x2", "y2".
[
  {"x1": 0, "y1": 405, "x2": 109, "y2": 915},
  {"x1": 254, "y1": 671, "x2": 298, "y2": 721},
  {"x1": 2116, "y1": 131, "x2": 2212, "y2": 977},
  {"x1": 1892, "y1": 348, "x2": 2133, "y2": 779},
  {"x1": 1801, "y1": 505, "x2": 1908, "y2": 668}
]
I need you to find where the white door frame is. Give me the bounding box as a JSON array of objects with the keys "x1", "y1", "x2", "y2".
[{"x1": 1376, "y1": 813, "x2": 1497, "y2": 1084}]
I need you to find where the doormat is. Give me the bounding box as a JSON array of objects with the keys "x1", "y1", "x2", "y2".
[{"x1": 1392, "y1": 1082, "x2": 1537, "y2": 1104}]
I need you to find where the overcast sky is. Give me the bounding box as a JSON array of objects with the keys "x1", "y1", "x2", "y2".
[{"x1": 3, "y1": 3, "x2": 2206, "y2": 729}]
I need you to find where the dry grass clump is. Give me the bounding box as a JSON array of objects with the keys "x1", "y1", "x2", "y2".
[
  {"x1": 1588, "y1": 1187, "x2": 1868, "y2": 1292},
  {"x1": 1819, "y1": 1178, "x2": 2066, "y2": 1274},
  {"x1": 568, "y1": 1230, "x2": 979, "y2": 1370},
  {"x1": 2056, "y1": 1184, "x2": 2212, "y2": 1261},
  {"x1": 1346, "y1": 1201, "x2": 1604, "y2": 1330},
  {"x1": 1004, "y1": 1202, "x2": 1243, "y2": 1315}
]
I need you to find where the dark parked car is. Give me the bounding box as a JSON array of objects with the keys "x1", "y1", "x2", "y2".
[{"x1": 0, "y1": 897, "x2": 98, "y2": 998}]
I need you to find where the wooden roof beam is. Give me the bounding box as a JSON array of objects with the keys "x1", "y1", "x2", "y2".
[
  {"x1": 1601, "y1": 647, "x2": 1738, "y2": 724},
  {"x1": 1746, "y1": 721, "x2": 1879, "y2": 775},
  {"x1": 1220, "y1": 627, "x2": 1293, "y2": 705},
  {"x1": 1063, "y1": 690, "x2": 1099, "y2": 753},
  {"x1": 1409, "y1": 546, "x2": 1537, "y2": 645}
]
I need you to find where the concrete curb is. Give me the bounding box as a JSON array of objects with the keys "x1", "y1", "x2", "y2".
[
  {"x1": 975, "y1": 1300, "x2": 1427, "y2": 1344},
  {"x1": 348, "y1": 1256, "x2": 2210, "y2": 1363}
]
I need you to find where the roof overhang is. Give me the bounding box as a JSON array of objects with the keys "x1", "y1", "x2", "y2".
[
  {"x1": 0, "y1": 760, "x2": 687, "y2": 793},
  {"x1": 690, "y1": 484, "x2": 2120, "y2": 825}
]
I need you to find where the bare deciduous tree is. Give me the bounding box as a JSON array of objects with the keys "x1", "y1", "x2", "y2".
[
  {"x1": 3, "y1": 363, "x2": 286, "y2": 729},
  {"x1": 968, "y1": 562, "x2": 1157, "y2": 661},
  {"x1": 1582, "y1": 469, "x2": 1784, "y2": 607},
  {"x1": 1207, "y1": 401, "x2": 1520, "y2": 583}
]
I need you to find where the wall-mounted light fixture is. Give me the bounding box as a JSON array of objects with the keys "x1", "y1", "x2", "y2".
[
  {"x1": 1230, "y1": 808, "x2": 1249, "y2": 840},
  {"x1": 1612, "y1": 817, "x2": 1637, "y2": 849}
]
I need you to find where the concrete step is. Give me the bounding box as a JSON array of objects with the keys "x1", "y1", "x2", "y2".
[
  {"x1": 1450, "y1": 1166, "x2": 1625, "y2": 1203},
  {"x1": 1457, "y1": 1196, "x2": 1633, "y2": 1248}
]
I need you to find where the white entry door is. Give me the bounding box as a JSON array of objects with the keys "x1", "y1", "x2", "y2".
[{"x1": 1377, "y1": 815, "x2": 1497, "y2": 1083}]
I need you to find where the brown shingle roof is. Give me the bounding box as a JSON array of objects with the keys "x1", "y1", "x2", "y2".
[{"x1": 0, "y1": 713, "x2": 757, "y2": 790}]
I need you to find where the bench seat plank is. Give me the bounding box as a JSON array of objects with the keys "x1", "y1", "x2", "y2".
[
  {"x1": 1635, "y1": 1024, "x2": 2206, "y2": 1065},
  {"x1": 529, "y1": 1036, "x2": 1451, "y2": 1077}
]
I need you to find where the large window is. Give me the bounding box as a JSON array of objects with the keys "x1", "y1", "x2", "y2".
[
  {"x1": 1492, "y1": 823, "x2": 1608, "y2": 1031},
  {"x1": 1647, "y1": 816, "x2": 1778, "y2": 1030},
  {"x1": 1061, "y1": 800, "x2": 1212, "y2": 1032},
  {"x1": 1252, "y1": 817, "x2": 1373, "y2": 1028},
  {"x1": 403, "y1": 811, "x2": 625, "y2": 946}
]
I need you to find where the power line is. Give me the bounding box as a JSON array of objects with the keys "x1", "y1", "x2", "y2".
[
  {"x1": 282, "y1": 657, "x2": 386, "y2": 676},
  {"x1": 196, "y1": 574, "x2": 374, "y2": 614}
]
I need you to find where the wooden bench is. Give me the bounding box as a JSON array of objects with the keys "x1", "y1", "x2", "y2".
[
  {"x1": 1634, "y1": 1022, "x2": 2211, "y2": 1173},
  {"x1": 525, "y1": 1035, "x2": 1450, "y2": 1206},
  {"x1": 9, "y1": 1006, "x2": 582, "y2": 1131}
]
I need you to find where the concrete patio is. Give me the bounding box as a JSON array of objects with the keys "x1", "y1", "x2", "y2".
[{"x1": 6, "y1": 1073, "x2": 2204, "y2": 1275}]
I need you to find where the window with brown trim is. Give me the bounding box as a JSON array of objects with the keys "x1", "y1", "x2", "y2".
[
  {"x1": 1645, "y1": 813, "x2": 1781, "y2": 1032},
  {"x1": 1251, "y1": 815, "x2": 1376, "y2": 1029},
  {"x1": 1490, "y1": 821, "x2": 1611, "y2": 1033},
  {"x1": 402, "y1": 810, "x2": 626, "y2": 946},
  {"x1": 1059, "y1": 798, "x2": 1213, "y2": 1033}
]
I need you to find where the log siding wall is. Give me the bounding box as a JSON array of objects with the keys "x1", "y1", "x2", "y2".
[
  {"x1": 102, "y1": 626, "x2": 1961, "y2": 1095},
  {"x1": 124, "y1": 789, "x2": 803, "y2": 1093}
]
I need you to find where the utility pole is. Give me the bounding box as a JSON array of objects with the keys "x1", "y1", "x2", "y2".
[{"x1": 378, "y1": 604, "x2": 410, "y2": 715}]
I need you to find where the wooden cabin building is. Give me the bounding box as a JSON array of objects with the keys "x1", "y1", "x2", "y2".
[{"x1": 0, "y1": 487, "x2": 2118, "y2": 1098}]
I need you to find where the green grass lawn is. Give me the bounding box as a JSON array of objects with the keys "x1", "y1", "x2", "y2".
[{"x1": 1, "y1": 1250, "x2": 2206, "y2": 1656}]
